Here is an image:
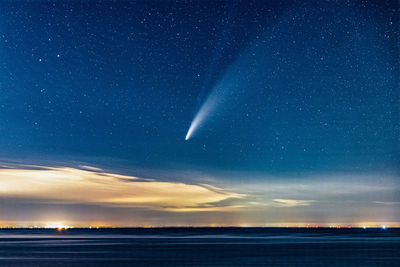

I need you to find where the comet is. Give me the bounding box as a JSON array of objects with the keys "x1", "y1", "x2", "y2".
[
  {"x1": 185, "y1": 15, "x2": 273, "y2": 141},
  {"x1": 184, "y1": 54, "x2": 259, "y2": 141},
  {"x1": 184, "y1": 59, "x2": 257, "y2": 141},
  {"x1": 185, "y1": 5, "x2": 239, "y2": 141},
  {"x1": 185, "y1": 93, "x2": 219, "y2": 140}
]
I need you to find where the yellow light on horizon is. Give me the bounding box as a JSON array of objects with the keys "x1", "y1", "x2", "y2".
[{"x1": 44, "y1": 222, "x2": 71, "y2": 230}]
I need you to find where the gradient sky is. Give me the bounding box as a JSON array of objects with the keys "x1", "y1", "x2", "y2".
[{"x1": 0, "y1": 0, "x2": 399, "y2": 227}]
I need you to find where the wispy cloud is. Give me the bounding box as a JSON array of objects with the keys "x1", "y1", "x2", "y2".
[
  {"x1": 272, "y1": 199, "x2": 314, "y2": 207},
  {"x1": 0, "y1": 165, "x2": 244, "y2": 212}
]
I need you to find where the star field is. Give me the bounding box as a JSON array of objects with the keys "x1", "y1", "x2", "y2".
[{"x1": 0, "y1": 0, "x2": 398, "y2": 226}]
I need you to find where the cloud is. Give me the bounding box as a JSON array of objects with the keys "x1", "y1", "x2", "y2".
[
  {"x1": 272, "y1": 199, "x2": 314, "y2": 207},
  {"x1": 0, "y1": 165, "x2": 244, "y2": 212},
  {"x1": 231, "y1": 173, "x2": 399, "y2": 201},
  {"x1": 0, "y1": 165, "x2": 398, "y2": 226}
]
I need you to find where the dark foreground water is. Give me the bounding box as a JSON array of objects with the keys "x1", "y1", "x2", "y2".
[{"x1": 0, "y1": 228, "x2": 399, "y2": 266}]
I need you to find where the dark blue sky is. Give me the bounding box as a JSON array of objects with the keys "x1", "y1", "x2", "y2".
[
  {"x1": 1, "y1": 0, "x2": 398, "y2": 174},
  {"x1": 0, "y1": 0, "x2": 398, "y2": 226}
]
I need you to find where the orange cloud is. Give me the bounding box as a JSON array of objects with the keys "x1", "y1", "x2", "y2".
[{"x1": 0, "y1": 165, "x2": 244, "y2": 212}]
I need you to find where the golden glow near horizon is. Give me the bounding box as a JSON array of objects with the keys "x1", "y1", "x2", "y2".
[
  {"x1": 0, "y1": 164, "x2": 398, "y2": 227},
  {"x1": 0, "y1": 165, "x2": 243, "y2": 212},
  {"x1": 0, "y1": 222, "x2": 398, "y2": 229}
]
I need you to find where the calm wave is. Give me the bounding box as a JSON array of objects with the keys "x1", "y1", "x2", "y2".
[{"x1": 0, "y1": 228, "x2": 399, "y2": 266}]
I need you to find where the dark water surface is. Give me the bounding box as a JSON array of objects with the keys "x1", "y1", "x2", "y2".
[{"x1": 0, "y1": 228, "x2": 399, "y2": 266}]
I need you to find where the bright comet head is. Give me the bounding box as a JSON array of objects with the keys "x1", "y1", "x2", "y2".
[
  {"x1": 184, "y1": 93, "x2": 219, "y2": 141},
  {"x1": 185, "y1": 125, "x2": 193, "y2": 140}
]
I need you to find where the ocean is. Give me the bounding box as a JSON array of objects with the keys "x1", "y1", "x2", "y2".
[{"x1": 0, "y1": 227, "x2": 399, "y2": 266}]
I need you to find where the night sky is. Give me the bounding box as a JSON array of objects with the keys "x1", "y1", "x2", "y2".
[{"x1": 0, "y1": 0, "x2": 399, "y2": 227}]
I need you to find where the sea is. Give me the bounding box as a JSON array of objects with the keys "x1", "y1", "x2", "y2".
[{"x1": 0, "y1": 227, "x2": 399, "y2": 266}]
